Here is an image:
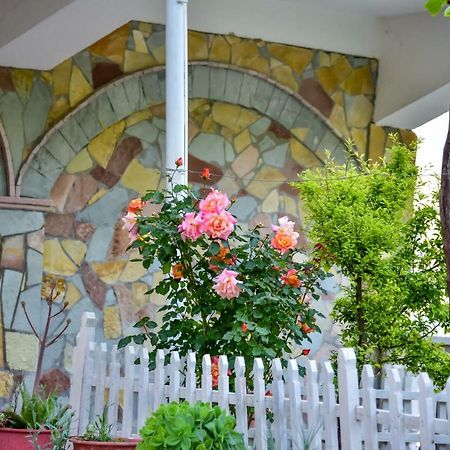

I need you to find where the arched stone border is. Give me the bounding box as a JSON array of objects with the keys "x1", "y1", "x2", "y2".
[
  {"x1": 17, "y1": 62, "x2": 345, "y2": 199},
  {"x1": 0, "y1": 120, "x2": 15, "y2": 196}
]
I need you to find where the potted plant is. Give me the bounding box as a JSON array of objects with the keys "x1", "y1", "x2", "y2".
[
  {"x1": 0, "y1": 275, "x2": 72, "y2": 450},
  {"x1": 70, "y1": 407, "x2": 141, "y2": 450},
  {"x1": 136, "y1": 401, "x2": 246, "y2": 449},
  {"x1": 0, "y1": 387, "x2": 72, "y2": 450}
]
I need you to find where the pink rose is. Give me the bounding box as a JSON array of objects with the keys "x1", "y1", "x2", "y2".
[
  {"x1": 202, "y1": 210, "x2": 236, "y2": 240},
  {"x1": 178, "y1": 212, "x2": 203, "y2": 241},
  {"x1": 213, "y1": 269, "x2": 241, "y2": 299},
  {"x1": 122, "y1": 212, "x2": 139, "y2": 243},
  {"x1": 271, "y1": 217, "x2": 299, "y2": 254},
  {"x1": 272, "y1": 216, "x2": 296, "y2": 233},
  {"x1": 199, "y1": 189, "x2": 231, "y2": 214}
]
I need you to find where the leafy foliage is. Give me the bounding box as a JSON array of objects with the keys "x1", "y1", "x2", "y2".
[
  {"x1": 296, "y1": 139, "x2": 450, "y2": 388},
  {"x1": 119, "y1": 172, "x2": 330, "y2": 378},
  {"x1": 137, "y1": 401, "x2": 245, "y2": 450},
  {"x1": 81, "y1": 406, "x2": 113, "y2": 442},
  {"x1": 424, "y1": 0, "x2": 450, "y2": 16}
]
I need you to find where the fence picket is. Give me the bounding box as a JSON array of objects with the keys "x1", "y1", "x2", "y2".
[
  {"x1": 361, "y1": 365, "x2": 377, "y2": 450},
  {"x1": 93, "y1": 342, "x2": 107, "y2": 418},
  {"x1": 153, "y1": 349, "x2": 166, "y2": 410},
  {"x1": 418, "y1": 373, "x2": 434, "y2": 450},
  {"x1": 446, "y1": 378, "x2": 450, "y2": 438},
  {"x1": 218, "y1": 355, "x2": 229, "y2": 412},
  {"x1": 253, "y1": 358, "x2": 267, "y2": 450},
  {"x1": 137, "y1": 347, "x2": 150, "y2": 429},
  {"x1": 272, "y1": 359, "x2": 288, "y2": 450},
  {"x1": 305, "y1": 359, "x2": 321, "y2": 450},
  {"x1": 287, "y1": 359, "x2": 303, "y2": 449},
  {"x1": 122, "y1": 345, "x2": 136, "y2": 437},
  {"x1": 234, "y1": 357, "x2": 248, "y2": 446},
  {"x1": 337, "y1": 348, "x2": 362, "y2": 450},
  {"x1": 185, "y1": 351, "x2": 196, "y2": 404},
  {"x1": 79, "y1": 341, "x2": 95, "y2": 434},
  {"x1": 322, "y1": 361, "x2": 338, "y2": 450},
  {"x1": 201, "y1": 354, "x2": 212, "y2": 403},
  {"x1": 387, "y1": 367, "x2": 404, "y2": 449},
  {"x1": 169, "y1": 351, "x2": 181, "y2": 402},
  {"x1": 106, "y1": 345, "x2": 120, "y2": 437}
]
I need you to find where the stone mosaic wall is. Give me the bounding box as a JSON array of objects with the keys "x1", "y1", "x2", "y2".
[{"x1": 0, "y1": 20, "x2": 416, "y2": 397}]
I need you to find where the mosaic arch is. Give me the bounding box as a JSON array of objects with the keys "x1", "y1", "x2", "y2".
[
  {"x1": 18, "y1": 64, "x2": 346, "y2": 199},
  {"x1": 2, "y1": 63, "x2": 344, "y2": 378}
]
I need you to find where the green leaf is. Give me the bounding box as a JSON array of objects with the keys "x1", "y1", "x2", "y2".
[
  {"x1": 133, "y1": 334, "x2": 146, "y2": 345},
  {"x1": 445, "y1": 5, "x2": 450, "y2": 16},
  {"x1": 117, "y1": 336, "x2": 132, "y2": 349},
  {"x1": 207, "y1": 242, "x2": 220, "y2": 256},
  {"x1": 424, "y1": 0, "x2": 445, "y2": 15}
]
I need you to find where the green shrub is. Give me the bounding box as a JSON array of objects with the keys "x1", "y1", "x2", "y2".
[{"x1": 137, "y1": 401, "x2": 246, "y2": 450}]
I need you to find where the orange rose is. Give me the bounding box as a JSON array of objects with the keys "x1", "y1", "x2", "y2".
[
  {"x1": 128, "y1": 198, "x2": 145, "y2": 214},
  {"x1": 280, "y1": 269, "x2": 302, "y2": 288},
  {"x1": 171, "y1": 263, "x2": 184, "y2": 280},
  {"x1": 271, "y1": 230, "x2": 298, "y2": 254}
]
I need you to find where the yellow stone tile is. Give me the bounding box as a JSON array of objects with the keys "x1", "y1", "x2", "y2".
[
  {"x1": 48, "y1": 97, "x2": 70, "y2": 125},
  {"x1": 271, "y1": 65, "x2": 298, "y2": 92},
  {"x1": 5, "y1": 332, "x2": 38, "y2": 372},
  {"x1": 151, "y1": 47, "x2": 166, "y2": 64},
  {"x1": 121, "y1": 159, "x2": 160, "y2": 194},
  {"x1": 368, "y1": 124, "x2": 386, "y2": 163},
  {"x1": 188, "y1": 117, "x2": 199, "y2": 143},
  {"x1": 317, "y1": 51, "x2": 331, "y2": 67},
  {"x1": 43, "y1": 239, "x2": 77, "y2": 276},
  {"x1": 132, "y1": 282, "x2": 149, "y2": 310},
  {"x1": 270, "y1": 58, "x2": 283, "y2": 69},
  {"x1": 126, "y1": 109, "x2": 153, "y2": 127},
  {"x1": 139, "y1": 23, "x2": 152, "y2": 34},
  {"x1": 88, "y1": 121, "x2": 125, "y2": 168},
  {"x1": 290, "y1": 139, "x2": 322, "y2": 168},
  {"x1": 53, "y1": 59, "x2": 72, "y2": 96},
  {"x1": 61, "y1": 239, "x2": 87, "y2": 266},
  {"x1": 188, "y1": 31, "x2": 208, "y2": 60},
  {"x1": 88, "y1": 188, "x2": 108, "y2": 205},
  {"x1": 120, "y1": 258, "x2": 147, "y2": 283},
  {"x1": 234, "y1": 129, "x2": 252, "y2": 153},
  {"x1": 64, "y1": 282, "x2": 82, "y2": 308},
  {"x1": 200, "y1": 116, "x2": 215, "y2": 133},
  {"x1": 262, "y1": 189, "x2": 280, "y2": 213},
  {"x1": 350, "y1": 128, "x2": 368, "y2": 157},
  {"x1": 104, "y1": 306, "x2": 122, "y2": 339},
  {"x1": 331, "y1": 91, "x2": 344, "y2": 107},
  {"x1": 341, "y1": 66, "x2": 375, "y2": 95},
  {"x1": 282, "y1": 195, "x2": 299, "y2": 218},
  {"x1": 290, "y1": 128, "x2": 309, "y2": 141},
  {"x1": 347, "y1": 95, "x2": 374, "y2": 128},
  {"x1": 266, "y1": 43, "x2": 313, "y2": 75},
  {"x1": 212, "y1": 103, "x2": 259, "y2": 134},
  {"x1": 189, "y1": 99, "x2": 208, "y2": 112},
  {"x1": 66, "y1": 148, "x2": 93, "y2": 174},
  {"x1": 231, "y1": 41, "x2": 269, "y2": 75},
  {"x1": 209, "y1": 35, "x2": 230, "y2": 63},
  {"x1": 91, "y1": 260, "x2": 127, "y2": 284},
  {"x1": 225, "y1": 35, "x2": 241, "y2": 46},
  {"x1": 315, "y1": 66, "x2": 341, "y2": 94},
  {"x1": 329, "y1": 105, "x2": 350, "y2": 139},
  {"x1": 0, "y1": 371, "x2": 13, "y2": 398},
  {"x1": 123, "y1": 50, "x2": 155, "y2": 73},
  {"x1": 133, "y1": 30, "x2": 148, "y2": 53},
  {"x1": 90, "y1": 23, "x2": 129, "y2": 65},
  {"x1": 69, "y1": 65, "x2": 93, "y2": 107},
  {"x1": 220, "y1": 127, "x2": 234, "y2": 143},
  {"x1": 12, "y1": 69, "x2": 35, "y2": 102},
  {"x1": 41, "y1": 71, "x2": 53, "y2": 85},
  {"x1": 400, "y1": 129, "x2": 417, "y2": 146},
  {"x1": 152, "y1": 103, "x2": 165, "y2": 118},
  {"x1": 246, "y1": 166, "x2": 285, "y2": 199}
]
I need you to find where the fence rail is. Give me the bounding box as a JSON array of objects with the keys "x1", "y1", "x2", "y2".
[{"x1": 69, "y1": 312, "x2": 450, "y2": 449}]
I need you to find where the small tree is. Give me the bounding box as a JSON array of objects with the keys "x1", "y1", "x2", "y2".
[{"x1": 296, "y1": 139, "x2": 450, "y2": 387}]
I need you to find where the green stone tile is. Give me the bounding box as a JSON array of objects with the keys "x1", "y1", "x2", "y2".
[
  {"x1": 0, "y1": 155, "x2": 6, "y2": 195},
  {"x1": 29, "y1": 147, "x2": 64, "y2": 182},
  {"x1": 146, "y1": 31, "x2": 165, "y2": 49},
  {"x1": 158, "y1": 72, "x2": 166, "y2": 99},
  {"x1": 126, "y1": 121, "x2": 158, "y2": 143},
  {"x1": 190, "y1": 133, "x2": 225, "y2": 166},
  {"x1": 141, "y1": 73, "x2": 162, "y2": 104},
  {"x1": 123, "y1": 77, "x2": 147, "y2": 111},
  {"x1": 23, "y1": 79, "x2": 52, "y2": 144},
  {"x1": 138, "y1": 143, "x2": 161, "y2": 168},
  {"x1": 0, "y1": 210, "x2": 43, "y2": 236},
  {"x1": 249, "y1": 117, "x2": 271, "y2": 136},
  {"x1": 230, "y1": 196, "x2": 258, "y2": 221},
  {"x1": 209, "y1": 68, "x2": 226, "y2": 101},
  {"x1": 21, "y1": 166, "x2": 53, "y2": 197},
  {"x1": 304, "y1": 121, "x2": 328, "y2": 152},
  {"x1": 85, "y1": 226, "x2": 115, "y2": 262},
  {"x1": 278, "y1": 97, "x2": 303, "y2": 130},
  {"x1": 93, "y1": 94, "x2": 117, "y2": 128},
  {"x1": 238, "y1": 73, "x2": 259, "y2": 108},
  {"x1": 14, "y1": 286, "x2": 45, "y2": 333},
  {"x1": 251, "y1": 79, "x2": 274, "y2": 114},
  {"x1": 2, "y1": 270, "x2": 23, "y2": 328},
  {"x1": 259, "y1": 135, "x2": 276, "y2": 152},
  {"x1": 224, "y1": 141, "x2": 234, "y2": 163},
  {"x1": 44, "y1": 130, "x2": 76, "y2": 166},
  {"x1": 263, "y1": 143, "x2": 289, "y2": 168},
  {"x1": 59, "y1": 117, "x2": 89, "y2": 151},
  {"x1": 223, "y1": 70, "x2": 243, "y2": 104},
  {"x1": 74, "y1": 105, "x2": 102, "y2": 140},
  {"x1": 73, "y1": 51, "x2": 93, "y2": 84},
  {"x1": 26, "y1": 249, "x2": 43, "y2": 287},
  {"x1": 191, "y1": 65, "x2": 210, "y2": 99},
  {"x1": 107, "y1": 83, "x2": 134, "y2": 120},
  {"x1": 292, "y1": 107, "x2": 315, "y2": 129},
  {"x1": 0, "y1": 92, "x2": 24, "y2": 175},
  {"x1": 266, "y1": 89, "x2": 289, "y2": 121}
]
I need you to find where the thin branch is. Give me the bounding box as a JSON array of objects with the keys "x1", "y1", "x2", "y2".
[
  {"x1": 45, "y1": 320, "x2": 71, "y2": 348},
  {"x1": 20, "y1": 301, "x2": 40, "y2": 340},
  {"x1": 50, "y1": 302, "x2": 68, "y2": 319}
]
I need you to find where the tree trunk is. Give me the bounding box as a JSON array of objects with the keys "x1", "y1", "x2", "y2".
[
  {"x1": 440, "y1": 111, "x2": 450, "y2": 313},
  {"x1": 356, "y1": 275, "x2": 366, "y2": 346}
]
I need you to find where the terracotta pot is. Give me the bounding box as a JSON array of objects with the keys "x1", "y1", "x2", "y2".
[
  {"x1": 0, "y1": 427, "x2": 53, "y2": 450},
  {"x1": 70, "y1": 437, "x2": 141, "y2": 450}
]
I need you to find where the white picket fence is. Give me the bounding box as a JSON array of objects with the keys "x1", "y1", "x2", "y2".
[{"x1": 69, "y1": 312, "x2": 450, "y2": 449}]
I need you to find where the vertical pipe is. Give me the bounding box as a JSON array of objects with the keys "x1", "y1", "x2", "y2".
[{"x1": 166, "y1": 0, "x2": 189, "y2": 186}]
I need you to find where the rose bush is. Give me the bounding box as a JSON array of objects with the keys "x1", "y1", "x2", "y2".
[{"x1": 119, "y1": 165, "x2": 330, "y2": 378}]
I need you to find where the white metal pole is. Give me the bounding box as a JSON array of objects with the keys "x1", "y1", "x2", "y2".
[{"x1": 166, "y1": 0, "x2": 189, "y2": 186}]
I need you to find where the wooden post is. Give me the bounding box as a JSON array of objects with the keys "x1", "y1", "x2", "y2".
[
  {"x1": 272, "y1": 359, "x2": 287, "y2": 450},
  {"x1": 322, "y1": 361, "x2": 339, "y2": 450},
  {"x1": 361, "y1": 365, "x2": 378, "y2": 450},
  {"x1": 122, "y1": 345, "x2": 136, "y2": 437},
  {"x1": 418, "y1": 372, "x2": 434, "y2": 450},
  {"x1": 387, "y1": 367, "x2": 404, "y2": 449},
  {"x1": 253, "y1": 358, "x2": 267, "y2": 450},
  {"x1": 234, "y1": 357, "x2": 248, "y2": 446},
  {"x1": 287, "y1": 359, "x2": 303, "y2": 449},
  {"x1": 337, "y1": 348, "x2": 362, "y2": 450}
]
